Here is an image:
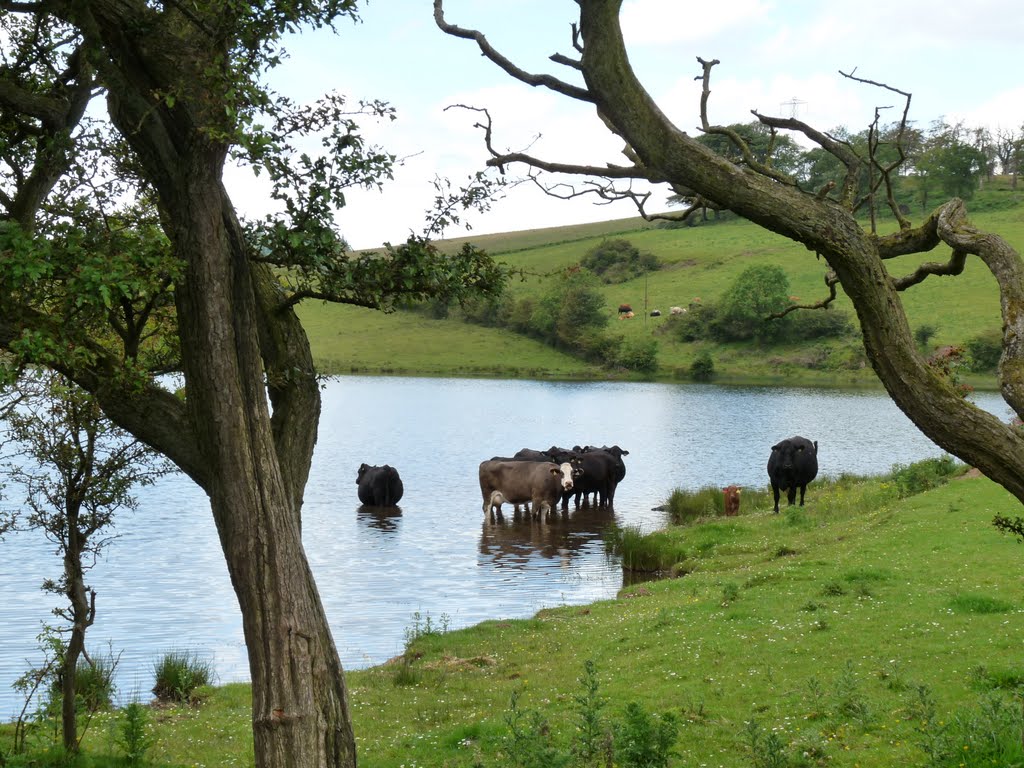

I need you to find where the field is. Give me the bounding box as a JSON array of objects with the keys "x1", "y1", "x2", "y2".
[
  {"x1": 301, "y1": 181, "x2": 1024, "y2": 387},
  {"x1": 13, "y1": 470, "x2": 1024, "y2": 767}
]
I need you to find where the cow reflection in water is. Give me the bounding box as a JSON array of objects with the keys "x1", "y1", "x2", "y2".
[
  {"x1": 479, "y1": 504, "x2": 617, "y2": 570},
  {"x1": 356, "y1": 505, "x2": 402, "y2": 533}
]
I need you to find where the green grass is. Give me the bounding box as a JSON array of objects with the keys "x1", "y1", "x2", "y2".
[
  {"x1": 301, "y1": 180, "x2": 1024, "y2": 386},
  {"x1": 7, "y1": 470, "x2": 1024, "y2": 767}
]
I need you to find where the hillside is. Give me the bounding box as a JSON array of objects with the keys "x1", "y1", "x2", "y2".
[{"x1": 301, "y1": 183, "x2": 1024, "y2": 386}]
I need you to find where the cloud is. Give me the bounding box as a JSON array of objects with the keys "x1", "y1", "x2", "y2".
[{"x1": 621, "y1": 0, "x2": 773, "y2": 45}]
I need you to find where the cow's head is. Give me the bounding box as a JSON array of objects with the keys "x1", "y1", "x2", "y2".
[{"x1": 554, "y1": 462, "x2": 575, "y2": 491}]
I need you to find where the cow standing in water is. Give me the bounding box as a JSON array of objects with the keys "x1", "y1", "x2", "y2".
[
  {"x1": 767, "y1": 436, "x2": 818, "y2": 513},
  {"x1": 356, "y1": 463, "x2": 404, "y2": 507},
  {"x1": 479, "y1": 460, "x2": 575, "y2": 520}
]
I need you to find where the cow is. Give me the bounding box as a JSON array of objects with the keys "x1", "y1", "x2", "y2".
[
  {"x1": 356, "y1": 463, "x2": 404, "y2": 507},
  {"x1": 563, "y1": 446, "x2": 625, "y2": 509},
  {"x1": 767, "y1": 436, "x2": 818, "y2": 513},
  {"x1": 617, "y1": 303, "x2": 633, "y2": 314},
  {"x1": 617, "y1": 310, "x2": 635, "y2": 319},
  {"x1": 669, "y1": 306, "x2": 685, "y2": 316},
  {"x1": 479, "y1": 460, "x2": 575, "y2": 520},
  {"x1": 722, "y1": 485, "x2": 741, "y2": 516},
  {"x1": 650, "y1": 309, "x2": 661, "y2": 317}
]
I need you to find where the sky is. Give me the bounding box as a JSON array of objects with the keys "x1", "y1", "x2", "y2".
[{"x1": 223, "y1": 0, "x2": 1024, "y2": 250}]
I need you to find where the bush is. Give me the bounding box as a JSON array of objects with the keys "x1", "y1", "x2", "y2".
[
  {"x1": 152, "y1": 651, "x2": 214, "y2": 703},
  {"x1": 964, "y1": 329, "x2": 1002, "y2": 371},
  {"x1": 611, "y1": 338, "x2": 659, "y2": 373},
  {"x1": 714, "y1": 265, "x2": 793, "y2": 343},
  {"x1": 890, "y1": 455, "x2": 962, "y2": 497},
  {"x1": 914, "y1": 323, "x2": 937, "y2": 349},
  {"x1": 690, "y1": 351, "x2": 715, "y2": 381},
  {"x1": 118, "y1": 701, "x2": 154, "y2": 766},
  {"x1": 46, "y1": 654, "x2": 116, "y2": 715},
  {"x1": 671, "y1": 302, "x2": 718, "y2": 342},
  {"x1": 580, "y1": 238, "x2": 660, "y2": 283},
  {"x1": 787, "y1": 307, "x2": 855, "y2": 341}
]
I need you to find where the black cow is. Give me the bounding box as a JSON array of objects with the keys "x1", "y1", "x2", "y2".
[
  {"x1": 356, "y1": 463, "x2": 404, "y2": 507},
  {"x1": 565, "y1": 445, "x2": 628, "y2": 508},
  {"x1": 767, "y1": 436, "x2": 818, "y2": 513}
]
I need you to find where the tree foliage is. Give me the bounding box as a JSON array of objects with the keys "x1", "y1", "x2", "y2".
[{"x1": 0, "y1": 4, "x2": 505, "y2": 766}]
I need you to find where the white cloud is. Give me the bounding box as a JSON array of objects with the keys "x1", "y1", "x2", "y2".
[{"x1": 621, "y1": 0, "x2": 773, "y2": 44}]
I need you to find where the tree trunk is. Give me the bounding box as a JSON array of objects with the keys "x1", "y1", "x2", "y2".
[
  {"x1": 163, "y1": 164, "x2": 354, "y2": 767},
  {"x1": 76, "y1": 8, "x2": 355, "y2": 764},
  {"x1": 61, "y1": 511, "x2": 88, "y2": 754}
]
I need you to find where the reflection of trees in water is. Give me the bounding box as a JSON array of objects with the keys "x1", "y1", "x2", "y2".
[
  {"x1": 356, "y1": 505, "x2": 403, "y2": 533},
  {"x1": 479, "y1": 504, "x2": 617, "y2": 570}
]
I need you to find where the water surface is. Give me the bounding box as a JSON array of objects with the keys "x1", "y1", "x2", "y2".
[{"x1": 0, "y1": 376, "x2": 1010, "y2": 718}]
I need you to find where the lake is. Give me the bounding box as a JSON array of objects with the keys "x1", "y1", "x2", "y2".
[{"x1": 0, "y1": 375, "x2": 1011, "y2": 719}]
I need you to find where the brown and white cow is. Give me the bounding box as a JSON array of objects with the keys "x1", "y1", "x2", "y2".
[{"x1": 479, "y1": 460, "x2": 575, "y2": 519}]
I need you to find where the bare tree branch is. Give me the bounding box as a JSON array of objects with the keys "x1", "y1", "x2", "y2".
[{"x1": 433, "y1": 0, "x2": 594, "y2": 103}]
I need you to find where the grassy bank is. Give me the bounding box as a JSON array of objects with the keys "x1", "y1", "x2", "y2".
[
  {"x1": 300, "y1": 184, "x2": 1024, "y2": 387},
  {"x1": 8, "y1": 467, "x2": 1023, "y2": 767}
]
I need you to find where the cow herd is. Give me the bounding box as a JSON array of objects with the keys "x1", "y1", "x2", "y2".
[
  {"x1": 356, "y1": 435, "x2": 819, "y2": 521},
  {"x1": 480, "y1": 445, "x2": 629, "y2": 520}
]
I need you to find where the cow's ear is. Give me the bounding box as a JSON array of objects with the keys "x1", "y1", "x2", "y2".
[{"x1": 771, "y1": 443, "x2": 781, "y2": 451}]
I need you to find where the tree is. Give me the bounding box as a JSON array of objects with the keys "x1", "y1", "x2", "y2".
[
  {"x1": 435, "y1": 0, "x2": 1024, "y2": 510},
  {"x1": 715, "y1": 265, "x2": 792, "y2": 343},
  {"x1": 915, "y1": 120, "x2": 989, "y2": 207},
  {"x1": 0, "y1": 4, "x2": 502, "y2": 766},
  {"x1": 1, "y1": 373, "x2": 170, "y2": 754}
]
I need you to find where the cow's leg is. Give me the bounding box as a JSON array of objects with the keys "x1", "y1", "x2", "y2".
[
  {"x1": 798, "y1": 484, "x2": 806, "y2": 506},
  {"x1": 771, "y1": 483, "x2": 781, "y2": 513},
  {"x1": 787, "y1": 485, "x2": 797, "y2": 506}
]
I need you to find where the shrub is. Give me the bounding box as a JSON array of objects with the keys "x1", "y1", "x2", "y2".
[
  {"x1": 580, "y1": 238, "x2": 660, "y2": 283},
  {"x1": 890, "y1": 455, "x2": 962, "y2": 497},
  {"x1": 46, "y1": 654, "x2": 116, "y2": 715},
  {"x1": 689, "y1": 351, "x2": 715, "y2": 381},
  {"x1": 914, "y1": 323, "x2": 937, "y2": 349},
  {"x1": 613, "y1": 702, "x2": 679, "y2": 768},
  {"x1": 670, "y1": 301, "x2": 718, "y2": 342},
  {"x1": 713, "y1": 265, "x2": 793, "y2": 343},
  {"x1": 786, "y1": 307, "x2": 855, "y2": 341},
  {"x1": 118, "y1": 701, "x2": 154, "y2": 766},
  {"x1": 611, "y1": 338, "x2": 659, "y2": 373},
  {"x1": 151, "y1": 651, "x2": 214, "y2": 703},
  {"x1": 964, "y1": 329, "x2": 1002, "y2": 371}
]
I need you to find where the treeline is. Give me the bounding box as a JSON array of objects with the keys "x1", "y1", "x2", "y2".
[{"x1": 669, "y1": 117, "x2": 1023, "y2": 221}]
